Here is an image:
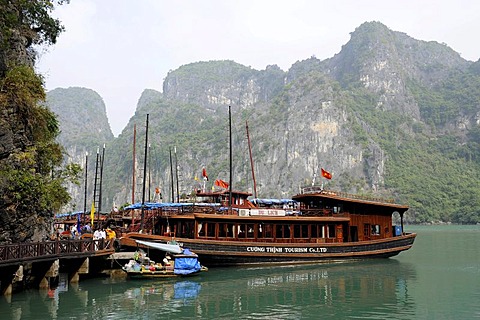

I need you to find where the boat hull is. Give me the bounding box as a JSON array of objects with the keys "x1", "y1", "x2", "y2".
[
  {"x1": 118, "y1": 233, "x2": 416, "y2": 267},
  {"x1": 124, "y1": 268, "x2": 206, "y2": 279},
  {"x1": 125, "y1": 270, "x2": 182, "y2": 279}
]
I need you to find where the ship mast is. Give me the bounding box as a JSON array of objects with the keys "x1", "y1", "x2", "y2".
[
  {"x1": 228, "y1": 105, "x2": 233, "y2": 212},
  {"x1": 132, "y1": 124, "x2": 136, "y2": 204},
  {"x1": 83, "y1": 151, "x2": 88, "y2": 225},
  {"x1": 246, "y1": 120, "x2": 257, "y2": 199},
  {"x1": 169, "y1": 147, "x2": 174, "y2": 202},
  {"x1": 140, "y1": 114, "x2": 149, "y2": 232}
]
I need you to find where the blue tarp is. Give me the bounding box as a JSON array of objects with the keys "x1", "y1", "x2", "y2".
[{"x1": 174, "y1": 250, "x2": 202, "y2": 275}]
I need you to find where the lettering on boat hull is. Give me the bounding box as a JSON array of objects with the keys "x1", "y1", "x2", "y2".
[{"x1": 246, "y1": 247, "x2": 327, "y2": 253}]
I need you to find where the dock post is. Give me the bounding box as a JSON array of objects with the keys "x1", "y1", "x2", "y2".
[
  {"x1": 39, "y1": 259, "x2": 59, "y2": 289},
  {"x1": 1, "y1": 265, "x2": 23, "y2": 296},
  {"x1": 69, "y1": 258, "x2": 89, "y2": 284}
]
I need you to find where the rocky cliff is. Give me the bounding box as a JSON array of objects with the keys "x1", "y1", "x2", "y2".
[{"x1": 45, "y1": 87, "x2": 114, "y2": 211}]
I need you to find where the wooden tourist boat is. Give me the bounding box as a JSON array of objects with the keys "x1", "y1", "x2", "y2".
[
  {"x1": 116, "y1": 186, "x2": 416, "y2": 266},
  {"x1": 117, "y1": 107, "x2": 415, "y2": 266},
  {"x1": 122, "y1": 240, "x2": 208, "y2": 278}
]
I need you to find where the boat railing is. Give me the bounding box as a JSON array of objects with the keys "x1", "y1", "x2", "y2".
[
  {"x1": 151, "y1": 206, "x2": 217, "y2": 217},
  {"x1": 299, "y1": 208, "x2": 333, "y2": 217},
  {"x1": 300, "y1": 186, "x2": 395, "y2": 204}
]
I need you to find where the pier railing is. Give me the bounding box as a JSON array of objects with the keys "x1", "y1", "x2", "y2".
[{"x1": 0, "y1": 238, "x2": 114, "y2": 266}]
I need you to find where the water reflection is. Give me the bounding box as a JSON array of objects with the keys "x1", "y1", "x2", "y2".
[
  {"x1": 0, "y1": 259, "x2": 417, "y2": 319},
  {"x1": 196, "y1": 260, "x2": 417, "y2": 319}
]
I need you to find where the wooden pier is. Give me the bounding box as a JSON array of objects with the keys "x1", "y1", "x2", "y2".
[{"x1": 0, "y1": 238, "x2": 115, "y2": 296}]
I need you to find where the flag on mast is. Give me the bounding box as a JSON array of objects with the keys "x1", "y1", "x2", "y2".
[
  {"x1": 214, "y1": 179, "x2": 229, "y2": 189},
  {"x1": 321, "y1": 168, "x2": 332, "y2": 180}
]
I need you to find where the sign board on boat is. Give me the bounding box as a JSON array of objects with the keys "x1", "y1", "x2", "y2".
[{"x1": 239, "y1": 209, "x2": 287, "y2": 217}]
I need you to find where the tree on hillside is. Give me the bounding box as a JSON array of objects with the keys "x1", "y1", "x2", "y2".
[{"x1": 0, "y1": 0, "x2": 78, "y2": 244}]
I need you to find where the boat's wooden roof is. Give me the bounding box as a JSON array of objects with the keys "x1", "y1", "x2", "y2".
[{"x1": 292, "y1": 188, "x2": 409, "y2": 211}]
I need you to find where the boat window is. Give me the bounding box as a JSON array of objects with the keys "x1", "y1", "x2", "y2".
[
  {"x1": 275, "y1": 224, "x2": 291, "y2": 239},
  {"x1": 293, "y1": 224, "x2": 309, "y2": 238},
  {"x1": 364, "y1": 223, "x2": 371, "y2": 237},
  {"x1": 227, "y1": 224, "x2": 234, "y2": 237},
  {"x1": 311, "y1": 224, "x2": 319, "y2": 238},
  {"x1": 257, "y1": 224, "x2": 263, "y2": 238},
  {"x1": 178, "y1": 222, "x2": 194, "y2": 238},
  {"x1": 315, "y1": 224, "x2": 328, "y2": 238},
  {"x1": 198, "y1": 223, "x2": 205, "y2": 237},
  {"x1": 275, "y1": 225, "x2": 281, "y2": 238},
  {"x1": 309, "y1": 201, "x2": 321, "y2": 208},
  {"x1": 313, "y1": 225, "x2": 327, "y2": 238},
  {"x1": 263, "y1": 224, "x2": 273, "y2": 238},
  {"x1": 371, "y1": 224, "x2": 381, "y2": 236},
  {"x1": 206, "y1": 222, "x2": 215, "y2": 237},
  {"x1": 218, "y1": 223, "x2": 228, "y2": 238},
  {"x1": 246, "y1": 224, "x2": 255, "y2": 238},
  {"x1": 327, "y1": 224, "x2": 336, "y2": 238},
  {"x1": 237, "y1": 224, "x2": 246, "y2": 239},
  {"x1": 234, "y1": 223, "x2": 255, "y2": 239}
]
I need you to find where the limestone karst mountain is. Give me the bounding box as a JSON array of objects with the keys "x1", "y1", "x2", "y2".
[{"x1": 49, "y1": 22, "x2": 480, "y2": 224}]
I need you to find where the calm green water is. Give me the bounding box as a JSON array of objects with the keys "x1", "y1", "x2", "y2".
[{"x1": 1, "y1": 225, "x2": 479, "y2": 319}]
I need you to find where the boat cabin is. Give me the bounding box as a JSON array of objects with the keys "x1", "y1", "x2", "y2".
[
  {"x1": 292, "y1": 188, "x2": 408, "y2": 242},
  {"x1": 147, "y1": 187, "x2": 407, "y2": 245}
]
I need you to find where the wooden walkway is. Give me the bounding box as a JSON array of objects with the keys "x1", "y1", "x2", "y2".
[{"x1": 0, "y1": 238, "x2": 115, "y2": 267}]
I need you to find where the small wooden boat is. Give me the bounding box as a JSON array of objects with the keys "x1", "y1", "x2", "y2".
[{"x1": 122, "y1": 240, "x2": 208, "y2": 278}]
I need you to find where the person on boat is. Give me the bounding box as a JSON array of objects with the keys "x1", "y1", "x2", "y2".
[
  {"x1": 82, "y1": 223, "x2": 92, "y2": 234},
  {"x1": 99, "y1": 228, "x2": 106, "y2": 239},
  {"x1": 106, "y1": 228, "x2": 116, "y2": 239},
  {"x1": 148, "y1": 262, "x2": 156, "y2": 271},
  {"x1": 134, "y1": 251, "x2": 141, "y2": 262},
  {"x1": 70, "y1": 224, "x2": 78, "y2": 239},
  {"x1": 163, "y1": 255, "x2": 174, "y2": 269}
]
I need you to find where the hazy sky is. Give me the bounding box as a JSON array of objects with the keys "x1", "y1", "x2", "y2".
[{"x1": 37, "y1": 0, "x2": 480, "y2": 136}]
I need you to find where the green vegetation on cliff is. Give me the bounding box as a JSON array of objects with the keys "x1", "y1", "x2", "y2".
[
  {"x1": 343, "y1": 76, "x2": 480, "y2": 224},
  {"x1": 0, "y1": 0, "x2": 78, "y2": 243}
]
